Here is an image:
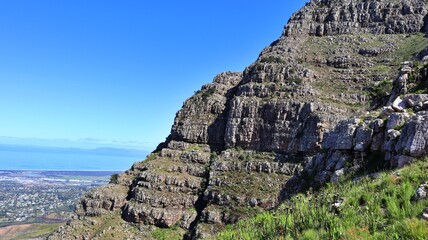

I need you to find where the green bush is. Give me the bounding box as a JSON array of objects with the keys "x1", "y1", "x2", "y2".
[
  {"x1": 370, "y1": 80, "x2": 392, "y2": 100},
  {"x1": 260, "y1": 56, "x2": 286, "y2": 64},
  {"x1": 109, "y1": 173, "x2": 119, "y2": 184},
  {"x1": 288, "y1": 77, "x2": 303, "y2": 85},
  {"x1": 396, "y1": 218, "x2": 428, "y2": 240}
]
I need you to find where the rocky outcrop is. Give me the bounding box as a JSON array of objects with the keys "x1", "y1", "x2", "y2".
[
  {"x1": 50, "y1": 0, "x2": 428, "y2": 239},
  {"x1": 286, "y1": 0, "x2": 428, "y2": 37},
  {"x1": 193, "y1": 149, "x2": 302, "y2": 238},
  {"x1": 169, "y1": 72, "x2": 242, "y2": 149},
  {"x1": 282, "y1": 61, "x2": 428, "y2": 197},
  {"x1": 76, "y1": 184, "x2": 128, "y2": 217}
]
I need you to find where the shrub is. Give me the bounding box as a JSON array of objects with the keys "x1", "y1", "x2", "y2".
[
  {"x1": 370, "y1": 80, "x2": 392, "y2": 99},
  {"x1": 301, "y1": 229, "x2": 320, "y2": 240},
  {"x1": 288, "y1": 77, "x2": 303, "y2": 85},
  {"x1": 201, "y1": 87, "x2": 215, "y2": 99},
  {"x1": 396, "y1": 218, "x2": 428, "y2": 240},
  {"x1": 260, "y1": 56, "x2": 286, "y2": 64},
  {"x1": 109, "y1": 173, "x2": 119, "y2": 184}
]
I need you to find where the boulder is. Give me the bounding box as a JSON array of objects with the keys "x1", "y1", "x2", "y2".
[
  {"x1": 392, "y1": 97, "x2": 406, "y2": 112},
  {"x1": 322, "y1": 119, "x2": 358, "y2": 150},
  {"x1": 397, "y1": 155, "x2": 415, "y2": 168},
  {"x1": 415, "y1": 101, "x2": 428, "y2": 112},
  {"x1": 422, "y1": 208, "x2": 428, "y2": 221},
  {"x1": 380, "y1": 106, "x2": 395, "y2": 118},
  {"x1": 353, "y1": 126, "x2": 373, "y2": 151},
  {"x1": 395, "y1": 113, "x2": 428, "y2": 157},
  {"x1": 386, "y1": 113, "x2": 409, "y2": 130},
  {"x1": 371, "y1": 119, "x2": 384, "y2": 133},
  {"x1": 331, "y1": 169, "x2": 345, "y2": 183},
  {"x1": 403, "y1": 94, "x2": 428, "y2": 108},
  {"x1": 416, "y1": 182, "x2": 428, "y2": 200},
  {"x1": 387, "y1": 129, "x2": 401, "y2": 140}
]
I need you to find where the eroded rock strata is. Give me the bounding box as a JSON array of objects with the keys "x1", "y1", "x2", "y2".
[{"x1": 50, "y1": 0, "x2": 428, "y2": 239}]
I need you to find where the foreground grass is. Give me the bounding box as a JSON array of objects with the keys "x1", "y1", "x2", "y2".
[
  {"x1": 215, "y1": 160, "x2": 428, "y2": 240},
  {"x1": 151, "y1": 226, "x2": 185, "y2": 240}
]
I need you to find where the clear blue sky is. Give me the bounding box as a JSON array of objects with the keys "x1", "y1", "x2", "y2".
[{"x1": 0, "y1": 1, "x2": 307, "y2": 151}]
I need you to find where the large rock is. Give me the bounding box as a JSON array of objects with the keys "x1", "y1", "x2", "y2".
[
  {"x1": 169, "y1": 72, "x2": 242, "y2": 148},
  {"x1": 395, "y1": 113, "x2": 428, "y2": 157},
  {"x1": 353, "y1": 125, "x2": 373, "y2": 151},
  {"x1": 392, "y1": 97, "x2": 407, "y2": 112},
  {"x1": 322, "y1": 119, "x2": 358, "y2": 150},
  {"x1": 404, "y1": 94, "x2": 428, "y2": 107},
  {"x1": 416, "y1": 182, "x2": 428, "y2": 200},
  {"x1": 386, "y1": 113, "x2": 409, "y2": 130}
]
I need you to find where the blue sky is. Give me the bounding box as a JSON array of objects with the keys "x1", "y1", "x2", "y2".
[{"x1": 0, "y1": 1, "x2": 307, "y2": 151}]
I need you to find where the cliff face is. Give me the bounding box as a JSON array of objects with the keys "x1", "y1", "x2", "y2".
[{"x1": 50, "y1": 0, "x2": 428, "y2": 239}]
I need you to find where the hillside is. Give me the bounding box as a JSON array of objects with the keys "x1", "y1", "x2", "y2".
[
  {"x1": 216, "y1": 159, "x2": 428, "y2": 239},
  {"x1": 49, "y1": 0, "x2": 428, "y2": 239}
]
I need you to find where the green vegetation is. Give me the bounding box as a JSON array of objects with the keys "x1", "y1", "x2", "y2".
[
  {"x1": 390, "y1": 33, "x2": 428, "y2": 65},
  {"x1": 109, "y1": 173, "x2": 119, "y2": 184},
  {"x1": 393, "y1": 123, "x2": 406, "y2": 131},
  {"x1": 288, "y1": 77, "x2": 303, "y2": 85},
  {"x1": 212, "y1": 171, "x2": 289, "y2": 199},
  {"x1": 260, "y1": 56, "x2": 286, "y2": 64},
  {"x1": 201, "y1": 87, "x2": 216, "y2": 99},
  {"x1": 369, "y1": 80, "x2": 393, "y2": 100},
  {"x1": 215, "y1": 160, "x2": 428, "y2": 240},
  {"x1": 407, "y1": 62, "x2": 428, "y2": 94},
  {"x1": 152, "y1": 226, "x2": 185, "y2": 240},
  {"x1": 319, "y1": 97, "x2": 365, "y2": 111},
  {"x1": 369, "y1": 65, "x2": 389, "y2": 74}
]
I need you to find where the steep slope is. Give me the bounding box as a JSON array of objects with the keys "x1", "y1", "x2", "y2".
[
  {"x1": 216, "y1": 159, "x2": 428, "y2": 239},
  {"x1": 49, "y1": 0, "x2": 428, "y2": 239}
]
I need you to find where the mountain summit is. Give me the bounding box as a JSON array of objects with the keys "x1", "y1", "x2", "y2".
[{"x1": 50, "y1": 0, "x2": 428, "y2": 239}]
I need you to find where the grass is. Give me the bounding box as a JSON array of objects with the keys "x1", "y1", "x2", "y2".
[
  {"x1": 152, "y1": 225, "x2": 185, "y2": 240},
  {"x1": 211, "y1": 171, "x2": 290, "y2": 199},
  {"x1": 319, "y1": 97, "x2": 366, "y2": 111},
  {"x1": 369, "y1": 65, "x2": 390, "y2": 74},
  {"x1": 390, "y1": 33, "x2": 428, "y2": 65},
  {"x1": 214, "y1": 159, "x2": 428, "y2": 240}
]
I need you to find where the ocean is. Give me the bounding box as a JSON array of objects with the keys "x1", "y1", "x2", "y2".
[{"x1": 0, "y1": 145, "x2": 148, "y2": 171}]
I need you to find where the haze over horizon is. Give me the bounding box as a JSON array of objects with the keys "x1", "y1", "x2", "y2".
[{"x1": 0, "y1": 1, "x2": 307, "y2": 150}]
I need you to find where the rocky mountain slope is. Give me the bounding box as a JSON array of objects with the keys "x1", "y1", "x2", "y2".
[{"x1": 49, "y1": 0, "x2": 428, "y2": 239}]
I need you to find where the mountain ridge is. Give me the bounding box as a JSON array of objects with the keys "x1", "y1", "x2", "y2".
[{"x1": 49, "y1": 0, "x2": 428, "y2": 239}]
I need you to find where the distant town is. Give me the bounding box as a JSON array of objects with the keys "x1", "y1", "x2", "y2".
[{"x1": 0, "y1": 170, "x2": 118, "y2": 227}]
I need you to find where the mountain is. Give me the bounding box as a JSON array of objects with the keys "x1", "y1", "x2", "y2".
[{"x1": 49, "y1": 0, "x2": 428, "y2": 239}]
